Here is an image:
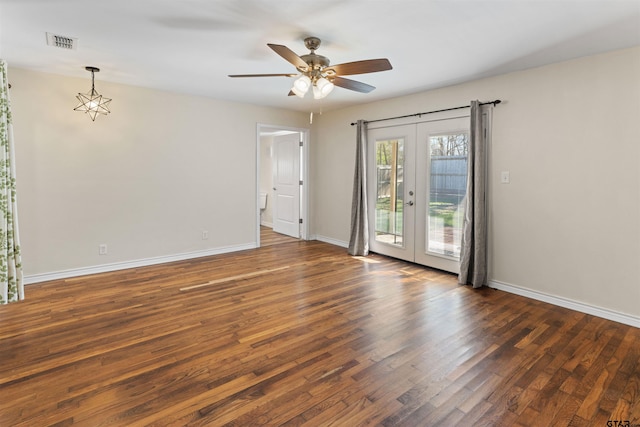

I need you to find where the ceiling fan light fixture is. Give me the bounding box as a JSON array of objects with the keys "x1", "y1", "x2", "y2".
[
  {"x1": 291, "y1": 86, "x2": 307, "y2": 98},
  {"x1": 292, "y1": 75, "x2": 311, "y2": 98},
  {"x1": 313, "y1": 77, "x2": 334, "y2": 99},
  {"x1": 229, "y1": 37, "x2": 392, "y2": 98}
]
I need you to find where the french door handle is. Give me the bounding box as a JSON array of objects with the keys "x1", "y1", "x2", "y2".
[{"x1": 406, "y1": 201, "x2": 414, "y2": 206}]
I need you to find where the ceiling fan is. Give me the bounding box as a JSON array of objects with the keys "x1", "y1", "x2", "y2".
[{"x1": 229, "y1": 36, "x2": 392, "y2": 99}]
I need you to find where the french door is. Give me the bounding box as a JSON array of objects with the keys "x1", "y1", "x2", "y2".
[{"x1": 368, "y1": 116, "x2": 470, "y2": 273}]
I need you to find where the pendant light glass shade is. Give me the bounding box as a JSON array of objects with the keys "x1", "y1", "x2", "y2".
[
  {"x1": 74, "y1": 66, "x2": 111, "y2": 121},
  {"x1": 291, "y1": 75, "x2": 311, "y2": 98},
  {"x1": 313, "y1": 77, "x2": 334, "y2": 99}
]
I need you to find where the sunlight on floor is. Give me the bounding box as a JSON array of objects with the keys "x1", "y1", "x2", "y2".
[{"x1": 352, "y1": 256, "x2": 381, "y2": 264}]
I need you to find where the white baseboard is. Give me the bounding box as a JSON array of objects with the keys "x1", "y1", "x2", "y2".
[
  {"x1": 314, "y1": 234, "x2": 349, "y2": 248},
  {"x1": 260, "y1": 221, "x2": 273, "y2": 228},
  {"x1": 489, "y1": 279, "x2": 640, "y2": 328},
  {"x1": 24, "y1": 243, "x2": 257, "y2": 285}
]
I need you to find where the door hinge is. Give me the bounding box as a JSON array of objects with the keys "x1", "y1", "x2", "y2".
[
  {"x1": 299, "y1": 180, "x2": 303, "y2": 185},
  {"x1": 299, "y1": 218, "x2": 303, "y2": 224},
  {"x1": 299, "y1": 141, "x2": 303, "y2": 147}
]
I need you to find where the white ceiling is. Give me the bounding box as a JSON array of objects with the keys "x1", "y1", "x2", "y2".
[{"x1": 1, "y1": 0, "x2": 639, "y2": 113}]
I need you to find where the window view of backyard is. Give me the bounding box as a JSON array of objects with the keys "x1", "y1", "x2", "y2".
[
  {"x1": 428, "y1": 133, "x2": 468, "y2": 258},
  {"x1": 374, "y1": 133, "x2": 468, "y2": 258},
  {"x1": 375, "y1": 139, "x2": 404, "y2": 246}
]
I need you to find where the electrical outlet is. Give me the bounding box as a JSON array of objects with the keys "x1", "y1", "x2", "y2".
[
  {"x1": 202, "y1": 231, "x2": 209, "y2": 240},
  {"x1": 501, "y1": 171, "x2": 510, "y2": 184},
  {"x1": 99, "y1": 244, "x2": 108, "y2": 255}
]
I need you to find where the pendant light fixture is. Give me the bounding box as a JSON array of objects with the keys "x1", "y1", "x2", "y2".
[{"x1": 74, "y1": 66, "x2": 111, "y2": 121}]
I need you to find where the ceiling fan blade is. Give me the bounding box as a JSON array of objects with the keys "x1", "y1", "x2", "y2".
[
  {"x1": 332, "y1": 76, "x2": 376, "y2": 93},
  {"x1": 267, "y1": 44, "x2": 309, "y2": 71},
  {"x1": 228, "y1": 73, "x2": 297, "y2": 78},
  {"x1": 326, "y1": 59, "x2": 392, "y2": 76}
]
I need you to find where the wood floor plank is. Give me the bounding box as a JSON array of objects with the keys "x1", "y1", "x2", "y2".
[{"x1": 1, "y1": 231, "x2": 639, "y2": 426}]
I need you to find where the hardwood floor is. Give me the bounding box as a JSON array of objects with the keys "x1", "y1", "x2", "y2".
[
  {"x1": 1, "y1": 238, "x2": 639, "y2": 426},
  {"x1": 260, "y1": 226, "x2": 299, "y2": 246}
]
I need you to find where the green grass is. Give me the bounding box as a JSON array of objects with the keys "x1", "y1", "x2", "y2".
[
  {"x1": 429, "y1": 202, "x2": 459, "y2": 227},
  {"x1": 375, "y1": 195, "x2": 464, "y2": 233},
  {"x1": 376, "y1": 196, "x2": 403, "y2": 213}
]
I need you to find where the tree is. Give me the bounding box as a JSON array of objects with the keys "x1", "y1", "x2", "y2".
[{"x1": 430, "y1": 134, "x2": 468, "y2": 156}]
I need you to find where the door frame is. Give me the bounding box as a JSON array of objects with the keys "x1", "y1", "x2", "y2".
[
  {"x1": 414, "y1": 116, "x2": 471, "y2": 274},
  {"x1": 367, "y1": 124, "x2": 417, "y2": 262},
  {"x1": 256, "y1": 123, "x2": 310, "y2": 247},
  {"x1": 367, "y1": 111, "x2": 481, "y2": 274}
]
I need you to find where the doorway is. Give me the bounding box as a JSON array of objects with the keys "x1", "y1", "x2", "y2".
[
  {"x1": 367, "y1": 115, "x2": 471, "y2": 274},
  {"x1": 257, "y1": 124, "x2": 309, "y2": 247}
]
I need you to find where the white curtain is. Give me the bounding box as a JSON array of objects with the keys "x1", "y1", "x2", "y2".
[
  {"x1": 459, "y1": 100, "x2": 487, "y2": 288},
  {"x1": 348, "y1": 120, "x2": 369, "y2": 256},
  {"x1": 0, "y1": 60, "x2": 24, "y2": 303}
]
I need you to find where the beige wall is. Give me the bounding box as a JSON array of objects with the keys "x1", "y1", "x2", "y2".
[
  {"x1": 8, "y1": 46, "x2": 640, "y2": 321},
  {"x1": 9, "y1": 68, "x2": 308, "y2": 277},
  {"x1": 312, "y1": 46, "x2": 640, "y2": 319}
]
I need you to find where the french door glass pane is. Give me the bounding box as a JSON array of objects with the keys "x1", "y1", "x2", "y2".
[
  {"x1": 427, "y1": 133, "x2": 468, "y2": 258},
  {"x1": 375, "y1": 139, "x2": 404, "y2": 246}
]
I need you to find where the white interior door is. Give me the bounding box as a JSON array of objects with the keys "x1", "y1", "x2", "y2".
[
  {"x1": 272, "y1": 133, "x2": 300, "y2": 238},
  {"x1": 368, "y1": 116, "x2": 470, "y2": 273}
]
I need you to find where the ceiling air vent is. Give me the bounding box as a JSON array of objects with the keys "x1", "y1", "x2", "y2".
[{"x1": 46, "y1": 32, "x2": 77, "y2": 50}]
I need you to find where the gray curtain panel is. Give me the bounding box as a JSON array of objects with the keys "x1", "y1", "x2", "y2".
[
  {"x1": 348, "y1": 120, "x2": 369, "y2": 256},
  {"x1": 458, "y1": 101, "x2": 487, "y2": 288}
]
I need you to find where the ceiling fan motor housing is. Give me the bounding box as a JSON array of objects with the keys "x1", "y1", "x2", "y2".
[
  {"x1": 299, "y1": 53, "x2": 330, "y2": 71},
  {"x1": 300, "y1": 36, "x2": 331, "y2": 79}
]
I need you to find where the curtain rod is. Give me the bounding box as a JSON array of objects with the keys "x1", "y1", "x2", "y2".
[{"x1": 350, "y1": 99, "x2": 501, "y2": 126}]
